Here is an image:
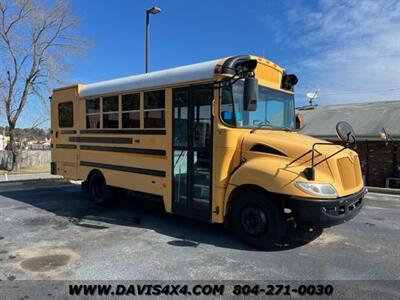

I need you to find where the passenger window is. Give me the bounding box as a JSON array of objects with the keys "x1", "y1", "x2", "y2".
[
  {"x1": 86, "y1": 98, "x2": 100, "y2": 129},
  {"x1": 58, "y1": 102, "x2": 74, "y2": 128},
  {"x1": 144, "y1": 90, "x2": 165, "y2": 128},
  {"x1": 103, "y1": 96, "x2": 118, "y2": 112},
  {"x1": 102, "y1": 96, "x2": 119, "y2": 128},
  {"x1": 122, "y1": 93, "x2": 140, "y2": 128},
  {"x1": 86, "y1": 98, "x2": 100, "y2": 113}
]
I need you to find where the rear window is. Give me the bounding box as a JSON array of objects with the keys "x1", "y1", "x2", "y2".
[{"x1": 58, "y1": 102, "x2": 74, "y2": 128}]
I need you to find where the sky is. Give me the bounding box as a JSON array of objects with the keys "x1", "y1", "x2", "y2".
[{"x1": 10, "y1": 0, "x2": 400, "y2": 128}]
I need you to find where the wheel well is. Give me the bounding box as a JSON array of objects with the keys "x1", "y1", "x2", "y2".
[
  {"x1": 86, "y1": 169, "x2": 104, "y2": 184},
  {"x1": 225, "y1": 184, "x2": 283, "y2": 223}
]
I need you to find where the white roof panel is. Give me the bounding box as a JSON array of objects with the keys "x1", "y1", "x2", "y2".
[{"x1": 80, "y1": 59, "x2": 222, "y2": 97}]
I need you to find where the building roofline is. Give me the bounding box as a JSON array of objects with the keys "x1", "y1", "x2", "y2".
[
  {"x1": 308, "y1": 135, "x2": 400, "y2": 141},
  {"x1": 296, "y1": 99, "x2": 400, "y2": 110}
]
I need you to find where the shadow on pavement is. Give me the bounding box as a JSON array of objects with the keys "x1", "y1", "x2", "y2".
[{"x1": 0, "y1": 182, "x2": 323, "y2": 252}]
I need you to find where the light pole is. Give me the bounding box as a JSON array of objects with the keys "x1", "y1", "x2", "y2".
[{"x1": 145, "y1": 6, "x2": 161, "y2": 73}]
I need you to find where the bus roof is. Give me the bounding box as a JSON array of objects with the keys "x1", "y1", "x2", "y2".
[{"x1": 80, "y1": 58, "x2": 222, "y2": 97}]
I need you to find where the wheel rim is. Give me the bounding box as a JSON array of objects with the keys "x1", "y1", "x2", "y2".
[{"x1": 240, "y1": 206, "x2": 268, "y2": 236}]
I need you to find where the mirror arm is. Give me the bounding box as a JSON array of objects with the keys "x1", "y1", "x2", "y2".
[
  {"x1": 345, "y1": 132, "x2": 357, "y2": 147},
  {"x1": 381, "y1": 127, "x2": 393, "y2": 146},
  {"x1": 303, "y1": 142, "x2": 345, "y2": 181},
  {"x1": 286, "y1": 149, "x2": 314, "y2": 167},
  {"x1": 313, "y1": 146, "x2": 347, "y2": 168},
  {"x1": 213, "y1": 69, "x2": 255, "y2": 90}
]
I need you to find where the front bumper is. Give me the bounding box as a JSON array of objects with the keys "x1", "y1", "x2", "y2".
[{"x1": 286, "y1": 187, "x2": 367, "y2": 227}]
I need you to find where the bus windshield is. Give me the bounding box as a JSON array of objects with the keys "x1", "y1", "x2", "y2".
[{"x1": 220, "y1": 81, "x2": 295, "y2": 130}]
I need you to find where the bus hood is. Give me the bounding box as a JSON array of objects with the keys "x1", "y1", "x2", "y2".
[
  {"x1": 242, "y1": 130, "x2": 342, "y2": 161},
  {"x1": 239, "y1": 130, "x2": 364, "y2": 196}
]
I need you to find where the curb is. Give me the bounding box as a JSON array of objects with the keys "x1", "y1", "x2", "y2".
[
  {"x1": 0, "y1": 171, "x2": 50, "y2": 176},
  {"x1": 0, "y1": 177, "x2": 66, "y2": 185},
  {"x1": 366, "y1": 186, "x2": 400, "y2": 195}
]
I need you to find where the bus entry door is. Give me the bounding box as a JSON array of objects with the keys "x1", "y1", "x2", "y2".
[{"x1": 172, "y1": 85, "x2": 213, "y2": 221}]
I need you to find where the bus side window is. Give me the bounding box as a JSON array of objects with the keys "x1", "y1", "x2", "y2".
[
  {"x1": 58, "y1": 101, "x2": 74, "y2": 128},
  {"x1": 86, "y1": 98, "x2": 100, "y2": 128},
  {"x1": 102, "y1": 96, "x2": 119, "y2": 128},
  {"x1": 144, "y1": 90, "x2": 165, "y2": 128},
  {"x1": 122, "y1": 93, "x2": 140, "y2": 128}
]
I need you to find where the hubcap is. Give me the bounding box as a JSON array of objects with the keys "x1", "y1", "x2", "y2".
[{"x1": 240, "y1": 206, "x2": 268, "y2": 236}]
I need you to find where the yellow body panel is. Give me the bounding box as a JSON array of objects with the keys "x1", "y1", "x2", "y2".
[{"x1": 51, "y1": 55, "x2": 364, "y2": 224}]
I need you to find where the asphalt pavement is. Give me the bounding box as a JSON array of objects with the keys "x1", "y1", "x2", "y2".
[{"x1": 0, "y1": 180, "x2": 399, "y2": 281}]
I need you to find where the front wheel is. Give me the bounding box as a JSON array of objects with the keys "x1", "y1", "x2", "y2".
[{"x1": 230, "y1": 191, "x2": 286, "y2": 249}]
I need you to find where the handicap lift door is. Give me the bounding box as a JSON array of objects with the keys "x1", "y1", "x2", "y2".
[{"x1": 172, "y1": 84, "x2": 213, "y2": 221}]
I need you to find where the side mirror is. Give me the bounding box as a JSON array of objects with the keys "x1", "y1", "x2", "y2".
[
  {"x1": 336, "y1": 121, "x2": 356, "y2": 145},
  {"x1": 243, "y1": 77, "x2": 258, "y2": 111}
]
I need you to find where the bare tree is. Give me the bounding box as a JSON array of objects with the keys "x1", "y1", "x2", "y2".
[{"x1": 0, "y1": 0, "x2": 84, "y2": 170}]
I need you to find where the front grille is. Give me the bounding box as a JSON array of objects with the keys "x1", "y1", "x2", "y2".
[{"x1": 337, "y1": 156, "x2": 361, "y2": 190}]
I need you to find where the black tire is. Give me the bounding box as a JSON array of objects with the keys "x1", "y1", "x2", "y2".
[
  {"x1": 230, "y1": 190, "x2": 286, "y2": 249},
  {"x1": 88, "y1": 171, "x2": 112, "y2": 205},
  {"x1": 81, "y1": 180, "x2": 89, "y2": 196}
]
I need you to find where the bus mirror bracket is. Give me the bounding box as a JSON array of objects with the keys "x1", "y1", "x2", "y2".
[
  {"x1": 288, "y1": 142, "x2": 350, "y2": 181},
  {"x1": 213, "y1": 59, "x2": 257, "y2": 88},
  {"x1": 302, "y1": 142, "x2": 347, "y2": 181},
  {"x1": 288, "y1": 122, "x2": 357, "y2": 181},
  {"x1": 213, "y1": 59, "x2": 259, "y2": 111}
]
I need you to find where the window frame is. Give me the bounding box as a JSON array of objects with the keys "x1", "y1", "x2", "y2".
[
  {"x1": 102, "y1": 95, "x2": 119, "y2": 129},
  {"x1": 85, "y1": 97, "x2": 101, "y2": 129},
  {"x1": 84, "y1": 88, "x2": 167, "y2": 130},
  {"x1": 121, "y1": 92, "x2": 141, "y2": 129},
  {"x1": 143, "y1": 89, "x2": 166, "y2": 129}
]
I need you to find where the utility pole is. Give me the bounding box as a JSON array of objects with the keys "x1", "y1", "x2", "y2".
[{"x1": 145, "y1": 6, "x2": 161, "y2": 73}]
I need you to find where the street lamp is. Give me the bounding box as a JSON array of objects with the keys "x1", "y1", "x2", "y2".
[{"x1": 145, "y1": 6, "x2": 161, "y2": 73}]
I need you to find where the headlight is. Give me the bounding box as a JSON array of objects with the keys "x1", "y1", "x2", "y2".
[{"x1": 295, "y1": 182, "x2": 337, "y2": 198}]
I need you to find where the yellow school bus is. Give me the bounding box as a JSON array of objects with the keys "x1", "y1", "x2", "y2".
[{"x1": 51, "y1": 55, "x2": 366, "y2": 248}]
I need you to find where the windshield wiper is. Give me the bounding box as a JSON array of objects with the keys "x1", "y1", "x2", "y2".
[
  {"x1": 250, "y1": 120, "x2": 272, "y2": 133},
  {"x1": 275, "y1": 126, "x2": 293, "y2": 131}
]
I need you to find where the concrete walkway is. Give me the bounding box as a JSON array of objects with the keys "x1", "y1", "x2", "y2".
[{"x1": 0, "y1": 172, "x2": 62, "y2": 183}]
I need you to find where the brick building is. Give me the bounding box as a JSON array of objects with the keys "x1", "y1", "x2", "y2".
[{"x1": 297, "y1": 101, "x2": 400, "y2": 188}]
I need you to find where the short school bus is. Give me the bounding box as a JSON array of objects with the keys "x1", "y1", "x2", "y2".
[{"x1": 51, "y1": 55, "x2": 366, "y2": 248}]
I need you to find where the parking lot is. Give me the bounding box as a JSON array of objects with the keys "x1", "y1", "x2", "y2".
[{"x1": 0, "y1": 180, "x2": 399, "y2": 281}]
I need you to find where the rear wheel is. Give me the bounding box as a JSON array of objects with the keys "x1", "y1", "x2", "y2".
[
  {"x1": 230, "y1": 190, "x2": 286, "y2": 249},
  {"x1": 88, "y1": 171, "x2": 111, "y2": 205},
  {"x1": 81, "y1": 180, "x2": 89, "y2": 196}
]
